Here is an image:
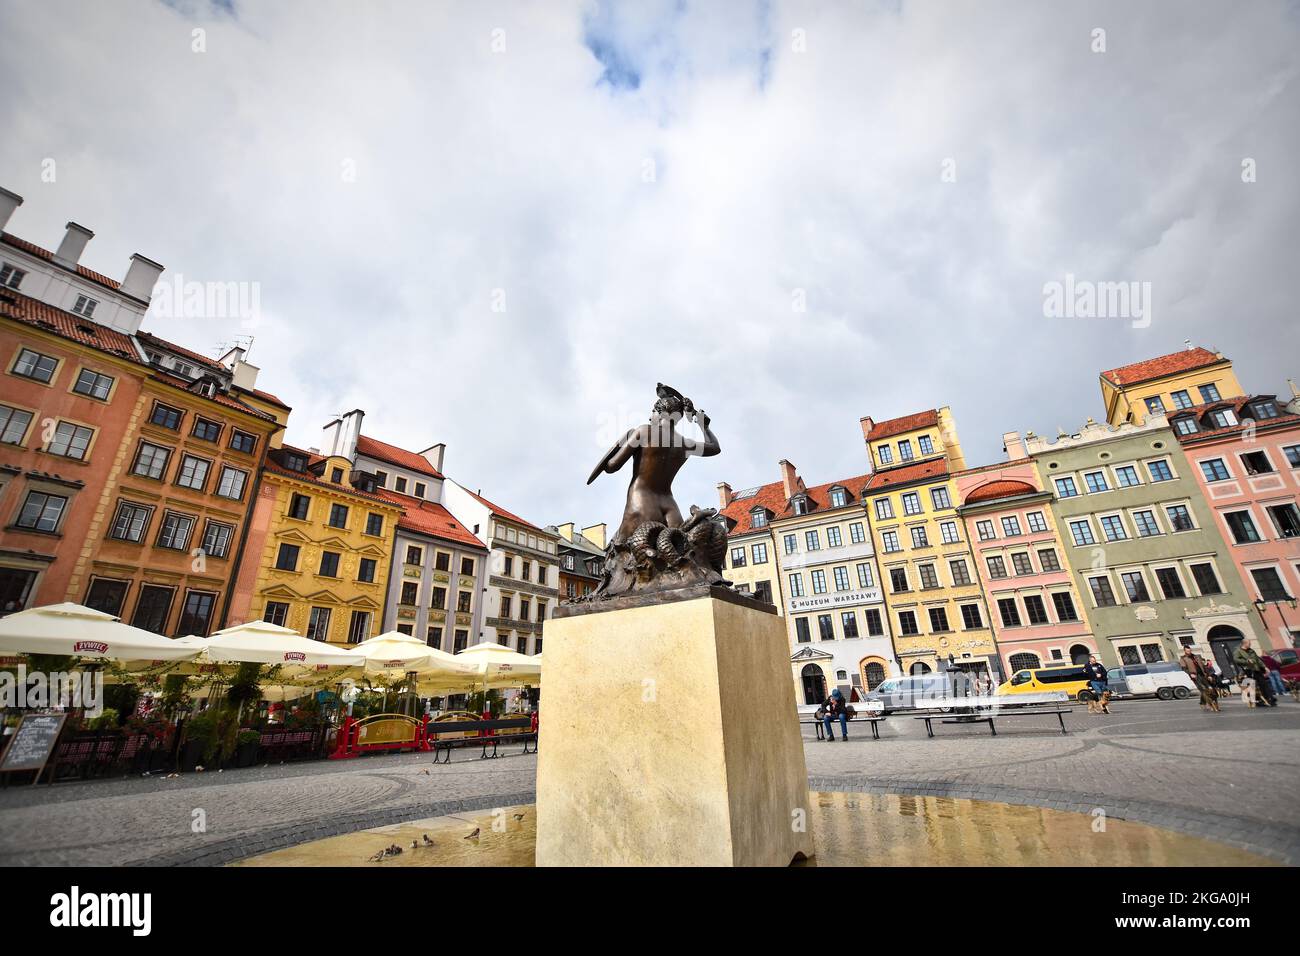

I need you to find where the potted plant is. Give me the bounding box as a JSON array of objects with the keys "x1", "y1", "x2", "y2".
[{"x1": 235, "y1": 728, "x2": 261, "y2": 767}]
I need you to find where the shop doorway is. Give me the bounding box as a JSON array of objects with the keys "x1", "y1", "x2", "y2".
[
  {"x1": 801, "y1": 664, "x2": 827, "y2": 706},
  {"x1": 1208, "y1": 625, "x2": 1245, "y2": 677}
]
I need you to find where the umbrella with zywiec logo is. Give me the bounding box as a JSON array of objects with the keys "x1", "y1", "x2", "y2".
[{"x1": 0, "y1": 603, "x2": 203, "y2": 662}]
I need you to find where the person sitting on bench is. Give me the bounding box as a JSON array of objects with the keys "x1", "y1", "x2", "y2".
[{"x1": 823, "y1": 689, "x2": 848, "y2": 741}]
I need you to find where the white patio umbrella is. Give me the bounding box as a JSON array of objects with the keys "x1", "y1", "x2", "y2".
[
  {"x1": 457, "y1": 641, "x2": 542, "y2": 690},
  {"x1": 200, "y1": 620, "x2": 366, "y2": 667},
  {"x1": 0, "y1": 603, "x2": 202, "y2": 662}
]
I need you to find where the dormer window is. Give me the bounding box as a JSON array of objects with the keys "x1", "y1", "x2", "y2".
[
  {"x1": 1249, "y1": 401, "x2": 1278, "y2": 420},
  {"x1": 173, "y1": 361, "x2": 195, "y2": 378},
  {"x1": 0, "y1": 263, "x2": 25, "y2": 289},
  {"x1": 1208, "y1": 408, "x2": 1238, "y2": 429},
  {"x1": 791, "y1": 495, "x2": 810, "y2": 516},
  {"x1": 284, "y1": 451, "x2": 308, "y2": 472},
  {"x1": 750, "y1": 508, "x2": 769, "y2": 528},
  {"x1": 1172, "y1": 416, "x2": 1199, "y2": 436},
  {"x1": 72, "y1": 295, "x2": 98, "y2": 317},
  {"x1": 829, "y1": 487, "x2": 847, "y2": 509}
]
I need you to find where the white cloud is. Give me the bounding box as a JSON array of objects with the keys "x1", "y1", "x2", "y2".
[{"x1": 2, "y1": 0, "x2": 1296, "y2": 528}]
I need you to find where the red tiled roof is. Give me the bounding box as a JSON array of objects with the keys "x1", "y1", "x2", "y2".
[
  {"x1": 135, "y1": 330, "x2": 225, "y2": 372},
  {"x1": 355, "y1": 434, "x2": 443, "y2": 478},
  {"x1": 719, "y1": 472, "x2": 874, "y2": 534},
  {"x1": 1101, "y1": 347, "x2": 1224, "y2": 387},
  {"x1": 719, "y1": 480, "x2": 786, "y2": 536},
  {"x1": 864, "y1": 458, "x2": 949, "y2": 492},
  {"x1": 263, "y1": 445, "x2": 399, "y2": 505},
  {"x1": 962, "y1": 479, "x2": 1037, "y2": 505},
  {"x1": 460, "y1": 486, "x2": 543, "y2": 533},
  {"x1": 1170, "y1": 395, "x2": 1300, "y2": 443},
  {"x1": 864, "y1": 409, "x2": 939, "y2": 441},
  {"x1": 375, "y1": 489, "x2": 485, "y2": 549},
  {"x1": 0, "y1": 233, "x2": 122, "y2": 291},
  {"x1": 0, "y1": 289, "x2": 143, "y2": 362}
]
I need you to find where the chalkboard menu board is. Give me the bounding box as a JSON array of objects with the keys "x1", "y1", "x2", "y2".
[{"x1": 0, "y1": 714, "x2": 66, "y2": 777}]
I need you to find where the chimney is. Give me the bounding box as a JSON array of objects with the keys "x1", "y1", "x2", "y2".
[
  {"x1": 1002, "y1": 431, "x2": 1026, "y2": 461},
  {"x1": 53, "y1": 222, "x2": 94, "y2": 269},
  {"x1": 1285, "y1": 379, "x2": 1300, "y2": 416},
  {"x1": 230, "y1": 359, "x2": 260, "y2": 392},
  {"x1": 581, "y1": 523, "x2": 607, "y2": 549},
  {"x1": 717, "y1": 481, "x2": 733, "y2": 509},
  {"x1": 1184, "y1": 339, "x2": 1194, "y2": 351},
  {"x1": 420, "y1": 442, "x2": 446, "y2": 474},
  {"x1": 120, "y1": 254, "x2": 165, "y2": 303},
  {"x1": 0, "y1": 187, "x2": 22, "y2": 234},
  {"x1": 778, "y1": 459, "x2": 801, "y2": 500},
  {"x1": 555, "y1": 522, "x2": 575, "y2": 542}
]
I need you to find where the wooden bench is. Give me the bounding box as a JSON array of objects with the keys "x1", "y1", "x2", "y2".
[
  {"x1": 804, "y1": 714, "x2": 888, "y2": 740},
  {"x1": 913, "y1": 705, "x2": 1073, "y2": 738},
  {"x1": 429, "y1": 719, "x2": 537, "y2": 763}
]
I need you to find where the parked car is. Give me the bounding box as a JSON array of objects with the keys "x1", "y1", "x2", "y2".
[
  {"x1": 997, "y1": 663, "x2": 1094, "y2": 701},
  {"x1": 1105, "y1": 661, "x2": 1196, "y2": 700},
  {"x1": 860, "y1": 674, "x2": 966, "y2": 714},
  {"x1": 1263, "y1": 647, "x2": 1300, "y2": 681}
]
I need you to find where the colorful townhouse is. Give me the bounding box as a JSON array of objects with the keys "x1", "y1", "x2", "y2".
[
  {"x1": 716, "y1": 480, "x2": 783, "y2": 609},
  {"x1": 720, "y1": 462, "x2": 895, "y2": 705},
  {"x1": 442, "y1": 479, "x2": 558, "y2": 655},
  {"x1": 858, "y1": 408, "x2": 999, "y2": 681},
  {"x1": 550, "y1": 521, "x2": 605, "y2": 603},
  {"x1": 314, "y1": 410, "x2": 488, "y2": 651},
  {"x1": 954, "y1": 443, "x2": 1097, "y2": 677},
  {"x1": 1100, "y1": 345, "x2": 1244, "y2": 427},
  {"x1": 1020, "y1": 415, "x2": 1262, "y2": 673},
  {"x1": 0, "y1": 191, "x2": 286, "y2": 634},
  {"x1": 226, "y1": 442, "x2": 403, "y2": 645},
  {"x1": 1169, "y1": 389, "x2": 1300, "y2": 650}
]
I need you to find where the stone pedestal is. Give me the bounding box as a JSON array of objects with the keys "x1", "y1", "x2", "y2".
[{"x1": 535, "y1": 587, "x2": 814, "y2": 866}]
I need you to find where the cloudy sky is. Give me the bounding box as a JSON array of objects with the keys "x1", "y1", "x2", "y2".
[{"x1": 2, "y1": 0, "x2": 1297, "y2": 530}]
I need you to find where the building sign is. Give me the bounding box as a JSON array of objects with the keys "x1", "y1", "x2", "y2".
[{"x1": 788, "y1": 588, "x2": 882, "y2": 615}]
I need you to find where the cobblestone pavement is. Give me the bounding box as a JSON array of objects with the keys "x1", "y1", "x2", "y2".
[{"x1": 1, "y1": 697, "x2": 1296, "y2": 865}]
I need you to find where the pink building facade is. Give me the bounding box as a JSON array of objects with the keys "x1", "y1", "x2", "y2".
[
  {"x1": 1172, "y1": 394, "x2": 1300, "y2": 652},
  {"x1": 955, "y1": 449, "x2": 1097, "y2": 677}
]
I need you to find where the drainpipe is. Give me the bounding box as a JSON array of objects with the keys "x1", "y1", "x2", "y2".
[{"x1": 219, "y1": 466, "x2": 266, "y2": 630}]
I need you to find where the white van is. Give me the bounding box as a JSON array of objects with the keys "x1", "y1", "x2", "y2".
[{"x1": 1105, "y1": 661, "x2": 1196, "y2": 700}]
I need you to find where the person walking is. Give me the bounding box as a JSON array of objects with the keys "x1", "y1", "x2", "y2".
[
  {"x1": 822, "y1": 688, "x2": 849, "y2": 741},
  {"x1": 1233, "y1": 640, "x2": 1277, "y2": 708},
  {"x1": 1180, "y1": 646, "x2": 1220, "y2": 712},
  {"x1": 1083, "y1": 655, "x2": 1109, "y2": 712}
]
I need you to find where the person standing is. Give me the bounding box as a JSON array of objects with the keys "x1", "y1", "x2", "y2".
[
  {"x1": 1233, "y1": 640, "x2": 1277, "y2": 708},
  {"x1": 823, "y1": 688, "x2": 849, "y2": 741},
  {"x1": 1180, "y1": 646, "x2": 1219, "y2": 712},
  {"x1": 1083, "y1": 655, "x2": 1109, "y2": 711}
]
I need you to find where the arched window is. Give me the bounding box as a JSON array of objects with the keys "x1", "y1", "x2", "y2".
[
  {"x1": 1069, "y1": 644, "x2": 1090, "y2": 665},
  {"x1": 1008, "y1": 652, "x2": 1041, "y2": 673},
  {"x1": 910, "y1": 661, "x2": 932, "y2": 675},
  {"x1": 864, "y1": 662, "x2": 886, "y2": 689}
]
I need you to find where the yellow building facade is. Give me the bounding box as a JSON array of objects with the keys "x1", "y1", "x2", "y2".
[
  {"x1": 1100, "y1": 346, "x2": 1243, "y2": 427},
  {"x1": 228, "y1": 444, "x2": 403, "y2": 645},
  {"x1": 859, "y1": 408, "x2": 999, "y2": 679}
]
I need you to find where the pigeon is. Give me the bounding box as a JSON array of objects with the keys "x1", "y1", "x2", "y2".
[
  {"x1": 419, "y1": 769, "x2": 430, "y2": 776},
  {"x1": 369, "y1": 851, "x2": 385, "y2": 863},
  {"x1": 512, "y1": 813, "x2": 525, "y2": 821},
  {"x1": 464, "y1": 827, "x2": 480, "y2": 840},
  {"x1": 422, "y1": 834, "x2": 435, "y2": 846},
  {"x1": 195, "y1": 765, "x2": 205, "y2": 772},
  {"x1": 409, "y1": 840, "x2": 418, "y2": 850}
]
